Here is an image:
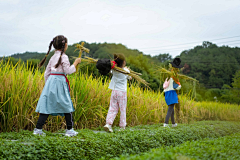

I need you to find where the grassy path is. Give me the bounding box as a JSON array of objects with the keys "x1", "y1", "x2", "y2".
[{"x1": 1, "y1": 121, "x2": 240, "y2": 159}]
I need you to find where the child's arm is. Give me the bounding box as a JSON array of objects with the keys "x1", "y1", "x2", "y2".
[
  {"x1": 62, "y1": 55, "x2": 81, "y2": 74},
  {"x1": 173, "y1": 81, "x2": 181, "y2": 90}
]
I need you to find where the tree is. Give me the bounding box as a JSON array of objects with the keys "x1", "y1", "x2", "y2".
[
  {"x1": 153, "y1": 53, "x2": 172, "y2": 63},
  {"x1": 180, "y1": 41, "x2": 240, "y2": 89},
  {"x1": 230, "y1": 70, "x2": 240, "y2": 104},
  {"x1": 221, "y1": 70, "x2": 240, "y2": 104}
]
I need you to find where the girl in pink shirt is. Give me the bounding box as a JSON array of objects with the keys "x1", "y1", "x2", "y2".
[{"x1": 34, "y1": 35, "x2": 81, "y2": 136}]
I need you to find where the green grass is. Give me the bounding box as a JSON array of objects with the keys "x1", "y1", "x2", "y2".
[
  {"x1": 115, "y1": 132, "x2": 240, "y2": 160},
  {"x1": 1, "y1": 121, "x2": 240, "y2": 160}
]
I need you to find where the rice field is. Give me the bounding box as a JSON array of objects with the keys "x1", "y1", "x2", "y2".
[{"x1": 0, "y1": 59, "x2": 240, "y2": 132}]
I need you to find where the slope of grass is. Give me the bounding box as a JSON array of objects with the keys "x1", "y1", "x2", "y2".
[{"x1": 1, "y1": 121, "x2": 240, "y2": 159}]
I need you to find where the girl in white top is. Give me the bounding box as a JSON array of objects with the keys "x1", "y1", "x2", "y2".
[{"x1": 104, "y1": 53, "x2": 131, "y2": 132}]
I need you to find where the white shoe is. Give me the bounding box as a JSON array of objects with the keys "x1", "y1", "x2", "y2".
[
  {"x1": 33, "y1": 128, "x2": 46, "y2": 136},
  {"x1": 65, "y1": 128, "x2": 78, "y2": 137},
  {"x1": 104, "y1": 124, "x2": 113, "y2": 133},
  {"x1": 172, "y1": 123, "x2": 177, "y2": 127},
  {"x1": 163, "y1": 123, "x2": 169, "y2": 127}
]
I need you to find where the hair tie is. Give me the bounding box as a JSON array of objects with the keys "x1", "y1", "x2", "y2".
[
  {"x1": 45, "y1": 55, "x2": 48, "y2": 57},
  {"x1": 111, "y1": 61, "x2": 117, "y2": 69}
]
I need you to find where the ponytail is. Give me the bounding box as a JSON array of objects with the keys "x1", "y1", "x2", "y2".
[{"x1": 39, "y1": 40, "x2": 54, "y2": 67}]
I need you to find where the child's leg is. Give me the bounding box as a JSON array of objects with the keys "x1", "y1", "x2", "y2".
[
  {"x1": 106, "y1": 90, "x2": 119, "y2": 126},
  {"x1": 64, "y1": 113, "x2": 74, "y2": 130},
  {"x1": 170, "y1": 107, "x2": 175, "y2": 124},
  {"x1": 164, "y1": 104, "x2": 175, "y2": 124},
  {"x1": 36, "y1": 113, "x2": 49, "y2": 129},
  {"x1": 118, "y1": 91, "x2": 127, "y2": 128}
]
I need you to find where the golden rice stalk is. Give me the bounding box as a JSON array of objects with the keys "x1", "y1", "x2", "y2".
[
  {"x1": 157, "y1": 68, "x2": 198, "y2": 82},
  {"x1": 74, "y1": 43, "x2": 90, "y2": 55},
  {"x1": 74, "y1": 43, "x2": 90, "y2": 72},
  {"x1": 82, "y1": 56, "x2": 149, "y2": 88},
  {"x1": 128, "y1": 69, "x2": 142, "y2": 76}
]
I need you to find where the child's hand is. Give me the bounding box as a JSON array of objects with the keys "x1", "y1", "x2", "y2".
[
  {"x1": 125, "y1": 66, "x2": 130, "y2": 70},
  {"x1": 73, "y1": 58, "x2": 81, "y2": 68},
  {"x1": 75, "y1": 58, "x2": 81, "y2": 64}
]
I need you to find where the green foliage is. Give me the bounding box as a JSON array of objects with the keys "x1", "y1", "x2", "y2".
[
  {"x1": 116, "y1": 132, "x2": 240, "y2": 160},
  {"x1": 1, "y1": 121, "x2": 240, "y2": 159},
  {"x1": 221, "y1": 70, "x2": 240, "y2": 104},
  {"x1": 10, "y1": 51, "x2": 46, "y2": 60},
  {"x1": 180, "y1": 41, "x2": 240, "y2": 89},
  {"x1": 153, "y1": 53, "x2": 172, "y2": 63},
  {"x1": 179, "y1": 41, "x2": 240, "y2": 103}
]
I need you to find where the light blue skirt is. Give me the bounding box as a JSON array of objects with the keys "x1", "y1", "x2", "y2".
[{"x1": 35, "y1": 72, "x2": 74, "y2": 116}]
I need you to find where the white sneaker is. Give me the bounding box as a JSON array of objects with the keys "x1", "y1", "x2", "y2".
[
  {"x1": 65, "y1": 128, "x2": 78, "y2": 137},
  {"x1": 163, "y1": 123, "x2": 169, "y2": 127},
  {"x1": 104, "y1": 124, "x2": 113, "y2": 133},
  {"x1": 172, "y1": 123, "x2": 177, "y2": 127},
  {"x1": 33, "y1": 128, "x2": 46, "y2": 136}
]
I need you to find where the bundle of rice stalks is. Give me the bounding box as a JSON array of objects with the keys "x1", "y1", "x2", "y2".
[
  {"x1": 75, "y1": 42, "x2": 90, "y2": 72},
  {"x1": 82, "y1": 56, "x2": 149, "y2": 88},
  {"x1": 75, "y1": 43, "x2": 90, "y2": 55},
  {"x1": 158, "y1": 68, "x2": 198, "y2": 82},
  {"x1": 157, "y1": 67, "x2": 198, "y2": 98}
]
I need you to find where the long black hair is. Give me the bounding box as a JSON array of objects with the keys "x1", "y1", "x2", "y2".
[{"x1": 39, "y1": 35, "x2": 68, "y2": 68}]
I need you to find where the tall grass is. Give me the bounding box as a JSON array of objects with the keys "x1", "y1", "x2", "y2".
[{"x1": 0, "y1": 60, "x2": 240, "y2": 132}]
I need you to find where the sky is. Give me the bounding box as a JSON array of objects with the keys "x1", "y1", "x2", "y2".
[{"x1": 1, "y1": 0, "x2": 240, "y2": 58}]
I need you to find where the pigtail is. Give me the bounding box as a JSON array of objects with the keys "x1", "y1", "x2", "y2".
[
  {"x1": 55, "y1": 38, "x2": 66, "y2": 68},
  {"x1": 39, "y1": 40, "x2": 54, "y2": 67}
]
